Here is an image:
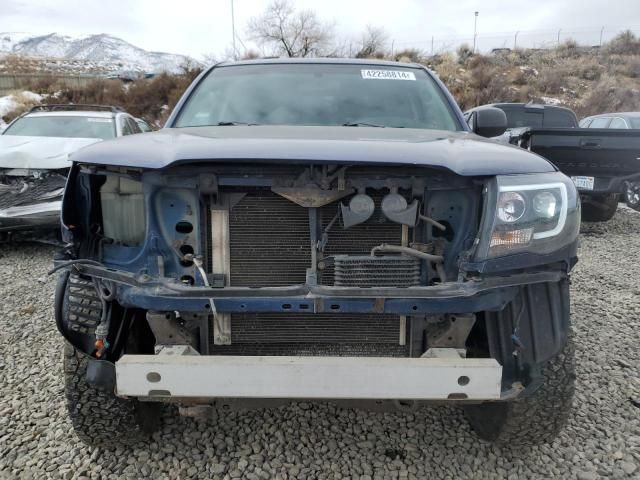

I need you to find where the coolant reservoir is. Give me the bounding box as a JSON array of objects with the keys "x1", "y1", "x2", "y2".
[{"x1": 100, "y1": 175, "x2": 145, "y2": 245}]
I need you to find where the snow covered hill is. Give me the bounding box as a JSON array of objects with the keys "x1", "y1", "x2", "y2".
[{"x1": 0, "y1": 32, "x2": 198, "y2": 74}]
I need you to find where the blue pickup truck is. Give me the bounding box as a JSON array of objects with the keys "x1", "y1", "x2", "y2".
[{"x1": 53, "y1": 59, "x2": 580, "y2": 448}]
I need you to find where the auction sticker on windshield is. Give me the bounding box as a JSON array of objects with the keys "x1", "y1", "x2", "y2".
[{"x1": 361, "y1": 69, "x2": 416, "y2": 80}]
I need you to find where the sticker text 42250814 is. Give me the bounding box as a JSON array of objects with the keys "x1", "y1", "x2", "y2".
[{"x1": 360, "y1": 69, "x2": 416, "y2": 81}]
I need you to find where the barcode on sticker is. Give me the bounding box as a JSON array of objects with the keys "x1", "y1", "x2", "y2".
[{"x1": 361, "y1": 69, "x2": 416, "y2": 81}]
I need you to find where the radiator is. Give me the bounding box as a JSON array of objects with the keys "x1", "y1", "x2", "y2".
[
  {"x1": 217, "y1": 190, "x2": 407, "y2": 357},
  {"x1": 226, "y1": 190, "x2": 402, "y2": 287}
]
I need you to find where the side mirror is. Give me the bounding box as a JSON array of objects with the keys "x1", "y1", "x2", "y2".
[{"x1": 470, "y1": 108, "x2": 507, "y2": 138}]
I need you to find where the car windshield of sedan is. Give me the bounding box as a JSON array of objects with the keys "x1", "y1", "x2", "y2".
[
  {"x1": 173, "y1": 63, "x2": 461, "y2": 131},
  {"x1": 3, "y1": 115, "x2": 116, "y2": 140}
]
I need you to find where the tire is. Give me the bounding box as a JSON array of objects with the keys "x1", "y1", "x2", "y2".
[
  {"x1": 581, "y1": 194, "x2": 618, "y2": 222},
  {"x1": 64, "y1": 273, "x2": 102, "y2": 333},
  {"x1": 64, "y1": 343, "x2": 162, "y2": 448},
  {"x1": 623, "y1": 181, "x2": 640, "y2": 211},
  {"x1": 61, "y1": 273, "x2": 164, "y2": 447},
  {"x1": 463, "y1": 337, "x2": 575, "y2": 446}
]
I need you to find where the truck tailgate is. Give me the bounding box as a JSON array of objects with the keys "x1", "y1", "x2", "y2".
[
  {"x1": 528, "y1": 128, "x2": 640, "y2": 175},
  {"x1": 526, "y1": 128, "x2": 640, "y2": 193}
]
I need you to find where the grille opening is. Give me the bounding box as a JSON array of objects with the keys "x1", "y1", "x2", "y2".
[{"x1": 210, "y1": 313, "x2": 409, "y2": 357}]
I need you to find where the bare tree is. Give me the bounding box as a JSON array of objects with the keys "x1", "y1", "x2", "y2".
[
  {"x1": 355, "y1": 25, "x2": 389, "y2": 59},
  {"x1": 247, "y1": 0, "x2": 335, "y2": 57}
]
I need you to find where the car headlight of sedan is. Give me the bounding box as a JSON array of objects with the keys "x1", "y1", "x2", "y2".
[{"x1": 475, "y1": 172, "x2": 580, "y2": 260}]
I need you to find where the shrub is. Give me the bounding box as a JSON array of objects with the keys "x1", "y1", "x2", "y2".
[
  {"x1": 457, "y1": 44, "x2": 474, "y2": 64},
  {"x1": 393, "y1": 48, "x2": 425, "y2": 63},
  {"x1": 578, "y1": 75, "x2": 640, "y2": 116},
  {"x1": 604, "y1": 31, "x2": 640, "y2": 56}
]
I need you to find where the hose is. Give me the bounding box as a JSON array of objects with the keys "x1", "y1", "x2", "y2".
[
  {"x1": 191, "y1": 255, "x2": 210, "y2": 287},
  {"x1": 419, "y1": 214, "x2": 447, "y2": 232},
  {"x1": 371, "y1": 244, "x2": 444, "y2": 263},
  {"x1": 47, "y1": 259, "x2": 105, "y2": 275}
]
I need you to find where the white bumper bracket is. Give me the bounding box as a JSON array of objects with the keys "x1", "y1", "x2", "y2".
[{"x1": 116, "y1": 354, "x2": 503, "y2": 401}]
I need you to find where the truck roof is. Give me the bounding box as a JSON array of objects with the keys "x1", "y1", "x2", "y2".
[
  {"x1": 214, "y1": 57, "x2": 423, "y2": 69},
  {"x1": 472, "y1": 102, "x2": 575, "y2": 114},
  {"x1": 466, "y1": 102, "x2": 579, "y2": 129}
]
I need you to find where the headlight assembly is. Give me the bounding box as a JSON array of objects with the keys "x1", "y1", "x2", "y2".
[{"x1": 475, "y1": 172, "x2": 580, "y2": 260}]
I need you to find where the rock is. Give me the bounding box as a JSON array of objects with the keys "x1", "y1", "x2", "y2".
[
  {"x1": 577, "y1": 471, "x2": 598, "y2": 480},
  {"x1": 620, "y1": 462, "x2": 637, "y2": 475}
]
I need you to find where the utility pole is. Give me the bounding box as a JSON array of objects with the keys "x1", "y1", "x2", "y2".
[
  {"x1": 231, "y1": 0, "x2": 237, "y2": 59},
  {"x1": 557, "y1": 29, "x2": 561, "y2": 45},
  {"x1": 600, "y1": 26, "x2": 605, "y2": 47},
  {"x1": 514, "y1": 31, "x2": 519, "y2": 49},
  {"x1": 473, "y1": 11, "x2": 479, "y2": 53}
]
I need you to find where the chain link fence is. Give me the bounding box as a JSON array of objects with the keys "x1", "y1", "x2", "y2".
[{"x1": 391, "y1": 25, "x2": 640, "y2": 56}]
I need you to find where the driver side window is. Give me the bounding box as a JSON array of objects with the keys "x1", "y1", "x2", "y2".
[{"x1": 120, "y1": 116, "x2": 134, "y2": 136}]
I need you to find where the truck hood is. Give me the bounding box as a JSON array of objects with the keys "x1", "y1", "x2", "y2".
[
  {"x1": 0, "y1": 136, "x2": 102, "y2": 170},
  {"x1": 70, "y1": 126, "x2": 556, "y2": 176}
]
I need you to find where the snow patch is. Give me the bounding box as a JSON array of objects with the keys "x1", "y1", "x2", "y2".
[
  {"x1": 540, "y1": 96, "x2": 563, "y2": 106},
  {"x1": 519, "y1": 66, "x2": 539, "y2": 76},
  {"x1": 0, "y1": 95, "x2": 19, "y2": 118},
  {"x1": 0, "y1": 90, "x2": 42, "y2": 119},
  {"x1": 20, "y1": 91, "x2": 43, "y2": 103}
]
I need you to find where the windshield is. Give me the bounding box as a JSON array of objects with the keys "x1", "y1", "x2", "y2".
[
  {"x1": 502, "y1": 109, "x2": 544, "y2": 129},
  {"x1": 174, "y1": 63, "x2": 460, "y2": 131},
  {"x1": 3, "y1": 115, "x2": 116, "y2": 140}
]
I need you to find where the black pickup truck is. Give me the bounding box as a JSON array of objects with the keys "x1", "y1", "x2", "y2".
[{"x1": 465, "y1": 103, "x2": 640, "y2": 222}]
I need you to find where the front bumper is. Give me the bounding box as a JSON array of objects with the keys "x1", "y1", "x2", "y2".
[
  {"x1": 116, "y1": 353, "x2": 503, "y2": 401},
  {"x1": 0, "y1": 200, "x2": 61, "y2": 232},
  {"x1": 69, "y1": 263, "x2": 566, "y2": 315}
]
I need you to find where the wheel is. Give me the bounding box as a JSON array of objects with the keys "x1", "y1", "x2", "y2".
[
  {"x1": 64, "y1": 343, "x2": 162, "y2": 448},
  {"x1": 61, "y1": 272, "x2": 162, "y2": 448},
  {"x1": 581, "y1": 194, "x2": 618, "y2": 222},
  {"x1": 624, "y1": 181, "x2": 640, "y2": 211},
  {"x1": 463, "y1": 337, "x2": 575, "y2": 446}
]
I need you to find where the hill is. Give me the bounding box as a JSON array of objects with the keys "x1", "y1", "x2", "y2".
[{"x1": 0, "y1": 32, "x2": 198, "y2": 74}]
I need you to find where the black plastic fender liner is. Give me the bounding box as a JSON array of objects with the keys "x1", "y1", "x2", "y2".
[
  {"x1": 484, "y1": 279, "x2": 571, "y2": 393},
  {"x1": 54, "y1": 270, "x2": 72, "y2": 341},
  {"x1": 54, "y1": 270, "x2": 104, "y2": 356},
  {"x1": 55, "y1": 270, "x2": 121, "y2": 389}
]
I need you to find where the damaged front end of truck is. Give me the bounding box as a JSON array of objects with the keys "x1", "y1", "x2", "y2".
[
  {"x1": 55, "y1": 151, "x2": 579, "y2": 403},
  {"x1": 53, "y1": 59, "x2": 581, "y2": 448}
]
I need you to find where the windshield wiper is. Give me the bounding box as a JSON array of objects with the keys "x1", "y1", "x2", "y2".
[
  {"x1": 342, "y1": 122, "x2": 386, "y2": 128},
  {"x1": 216, "y1": 121, "x2": 259, "y2": 126}
]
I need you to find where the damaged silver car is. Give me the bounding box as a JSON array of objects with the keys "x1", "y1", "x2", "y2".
[{"x1": 0, "y1": 104, "x2": 142, "y2": 240}]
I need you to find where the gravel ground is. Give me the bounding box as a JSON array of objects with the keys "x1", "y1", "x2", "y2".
[{"x1": 1, "y1": 208, "x2": 639, "y2": 480}]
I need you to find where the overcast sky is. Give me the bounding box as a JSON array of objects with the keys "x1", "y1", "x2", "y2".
[{"x1": 2, "y1": 0, "x2": 639, "y2": 59}]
